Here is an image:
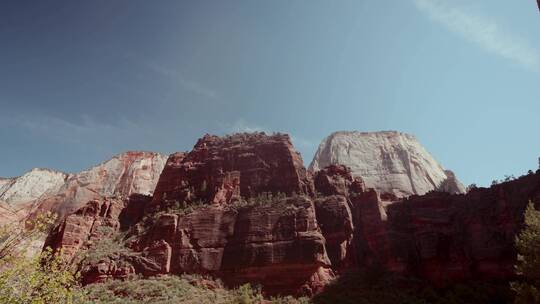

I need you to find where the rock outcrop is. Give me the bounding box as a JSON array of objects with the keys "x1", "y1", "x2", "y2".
[
  {"x1": 0, "y1": 168, "x2": 67, "y2": 206},
  {"x1": 373, "y1": 174, "x2": 540, "y2": 284},
  {"x1": 0, "y1": 169, "x2": 68, "y2": 226},
  {"x1": 309, "y1": 131, "x2": 465, "y2": 197},
  {"x1": 312, "y1": 164, "x2": 540, "y2": 285},
  {"x1": 0, "y1": 178, "x2": 13, "y2": 192},
  {"x1": 34, "y1": 151, "x2": 167, "y2": 219},
  {"x1": 45, "y1": 133, "x2": 331, "y2": 295},
  {"x1": 0, "y1": 151, "x2": 167, "y2": 261},
  {"x1": 149, "y1": 133, "x2": 313, "y2": 211},
  {"x1": 44, "y1": 197, "x2": 128, "y2": 261},
  {"x1": 43, "y1": 132, "x2": 538, "y2": 296},
  {"x1": 0, "y1": 152, "x2": 167, "y2": 227}
]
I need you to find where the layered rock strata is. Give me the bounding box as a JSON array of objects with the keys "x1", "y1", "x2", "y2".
[
  {"x1": 44, "y1": 132, "x2": 539, "y2": 296},
  {"x1": 309, "y1": 131, "x2": 465, "y2": 197}
]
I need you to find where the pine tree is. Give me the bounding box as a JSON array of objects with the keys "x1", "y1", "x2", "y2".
[{"x1": 513, "y1": 201, "x2": 540, "y2": 303}]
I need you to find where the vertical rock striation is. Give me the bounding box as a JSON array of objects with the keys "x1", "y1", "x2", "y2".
[
  {"x1": 43, "y1": 131, "x2": 540, "y2": 296},
  {"x1": 309, "y1": 131, "x2": 465, "y2": 197},
  {"x1": 149, "y1": 133, "x2": 313, "y2": 211},
  {"x1": 34, "y1": 151, "x2": 167, "y2": 219}
]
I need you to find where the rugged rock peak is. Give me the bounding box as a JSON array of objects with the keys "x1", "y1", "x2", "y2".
[
  {"x1": 76, "y1": 151, "x2": 168, "y2": 197},
  {"x1": 150, "y1": 132, "x2": 313, "y2": 209},
  {"x1": 42, "y1": 131, "x2": 540, "y2": 296},
  {"x1": 437, "y1": 170, "x2": 465, "y2": 194},
  {"x1": 0, "y1": 168, "x2": 68, "y2": 205},
  {"x1": 313, "y1": 164, "x2": 365, "y2": 197},
  {"x1": 0, "y1": 177, "x2": 13, "y2": 190},
  {"x1": 33, "y1": 151, "x2": 167, "y2": 219},
  {"x1": 309, "y1": 131, "x2": 465, "y2": 197}
]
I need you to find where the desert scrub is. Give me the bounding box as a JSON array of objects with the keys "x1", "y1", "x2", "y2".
[
  {"x1": 78, "y1": 231, "x2": 138, "y2": 267},
  {"x1": 228, "y1": 192, "x2": 307, "y2": 210},
  {"x1": 0, "y1": 212, "x2": 85, "y2": 303},
  {"x1": 0, "y1": 247, "x2": 85, "y2": 304},
  {"x1": 83, "y1": 275, "x2": 309, "y2": 304},
  {"x1": 0, "y1": 211, "x2": 56, "y2": 261}
]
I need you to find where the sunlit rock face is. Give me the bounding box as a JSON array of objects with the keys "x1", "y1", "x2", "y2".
[
  {"x1": 34, "y1": 151, "x2": 167, "y2": 218},
  {"x1": 149, "y1": 132, "x2": 314, "y2": 211},
  {"x1": 0, "y1": 169, "x2": 68, "y2": 226},
  {"x1": 0, "y1": 178, "x2": 13, "y2": 193},
  {"x1": 40, "y1": 131, "x2": 540, "y2": 296},
  {"x1": 309, "y1": 131, "x2": 465, "y2": 197},
  {"x1": 0, "y1": 168, "x2": 67, "y2": 205},
  {"x1": 0, "y1": 151, "x2": 166, "y2": 228},
  {"x1": 47, "y1": 133, "x2": 331, "y2": 296}
]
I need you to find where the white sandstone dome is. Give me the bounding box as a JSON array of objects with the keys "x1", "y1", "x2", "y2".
[
  {"x1": 309, "y1": 131, "x2": 465, "y2": 197},
  {"x1": 0, "y1": 168, "x2": 67, "y2": 205}
]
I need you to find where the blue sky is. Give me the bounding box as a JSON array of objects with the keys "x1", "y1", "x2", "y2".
[{"x1": 0, "y1": 0, "x2": 539, "y2": 187}]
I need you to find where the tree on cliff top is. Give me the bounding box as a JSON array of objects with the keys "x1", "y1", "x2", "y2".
[{"x1": 513, "y1": 201, "x2": 540, "y2": 304}]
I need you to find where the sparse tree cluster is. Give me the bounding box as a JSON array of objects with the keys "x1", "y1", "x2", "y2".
[
  {"x1": 513, "y1": 201, "x2": 540, "y2": 304},
  {"x1": 0, "y1": 213, "x2": 84, "y2": 303}
]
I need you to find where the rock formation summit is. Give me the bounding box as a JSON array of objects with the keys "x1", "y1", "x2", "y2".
[
  {"x1": 34, "y1": 151, "x2": 168, "y2": 218},
  {"x1": 0, "y1": 130, "x2": 530, "y2": 298},
  {"x1": 0, "y1": 151, "x2": 167, "y2": 226},
  {"x1": 309, "y1": 131, "x2": 465, "y2": 197},
  {"x1": 45, "y1": 131, "x2": 533, "y2": 297},
  {"x1": 0, "y1": 168, "x2": 67, "y2": 206}
]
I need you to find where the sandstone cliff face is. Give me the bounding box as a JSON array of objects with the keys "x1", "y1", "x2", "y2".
[
  {"x1": 0, "y1": 178, "x2": 13, "y2": 192},
  {"x1": 309, "y1": 131, "x2": 465, "y2": 197},
  {"x1": 138, "y1": 197, "x2": 332, "y2": 295},
  {"x1": 43, "y1": 132, "x2": 537, "y2": 296},
  {"x1": 312, "y1": 165, "x2": 540, "y2": 285},
  {"x1": 0, "y1": 168, "x2": 67, "y2": 206},
  {"x1": 138, "y1": 133, "x2": 329, "y2": 295},
  {"x1": 44, "y1": 197, "x2": 128, "y2": 261},
  {"x1": 45, "y1": 134, "x2": 331, "y2": 295},
  {"x1": 44, "y1": 195, "x2": 159, "y2": 284},
  {"x1": 0, "y1": 152, "x2": 167, "y2": 226},
  {"x1": 47, "y1": 195, "x2": 333, "y2": 295},
  {"x1": 0, "y1": 151, "x2": 167, "y2": 261},
  {"x1": 0, "y1": 169, "x2": 68, "y2": 226},
  {"x1": 149, "y1": 133, "x2": 313, "y2": 211},
  {"x1": 0, "y1": 202, "x2": 24, "y2": 226},
  {"x1": 34, "y1": 151, "x2": 167, "y2": 219},
  {"x1": 377, "y1": 174, "x2": 540, "y2": 284}
]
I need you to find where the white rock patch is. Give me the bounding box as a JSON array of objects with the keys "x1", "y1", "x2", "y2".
[{"x1": 309, "y1": 131, "x2": 465, "y2": 197}]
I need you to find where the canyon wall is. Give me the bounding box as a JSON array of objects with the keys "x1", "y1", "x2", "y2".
[{"x1": 42, "y1": 132, "x2": 537, "y2": 295}]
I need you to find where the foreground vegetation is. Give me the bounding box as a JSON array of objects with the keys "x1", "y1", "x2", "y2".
[
  {"x1": 4, "y1": 200, "x2": 540, "y2": 303},
  {"x1": 512, "y1": 202, "x2": 540, "y2": 303},
  {"x1": 0, "y1": 213, "x2": 84, "y2": 303},
  {"x1": 84, "y1": 275, "x2": 308, "y2": 304}
]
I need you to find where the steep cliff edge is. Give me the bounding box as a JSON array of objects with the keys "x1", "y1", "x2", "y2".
[
  {"x1": 43, "y1": 132, "x2": 537, "y2": 297},
  {"x1": 309, "y1": 131, "x2": 465, "y2": 197},
  {"x1": 46, "y1": 133, "x2": 331, "y2": 295},
  {"x1": 33, "y1": 151, "x2": 167, "y2": 219}
]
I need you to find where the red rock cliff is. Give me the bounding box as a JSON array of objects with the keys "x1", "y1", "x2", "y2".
[
  {"x1": 44, "y1": 132, "x2": 540, "y2": 296},
  {"x1": 149, "y1": 133, "x2": 313, "y2": 211}
]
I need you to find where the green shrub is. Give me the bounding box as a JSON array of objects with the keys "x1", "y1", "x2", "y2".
[
  {"x1": 83, "y1": 275, "x2": 306, "y2": 304},
  {"x1": 512, "y1": 201, "x2": 540, "y2": 304},
  {"x1": 0, "y1": 247, "x2": 85, "y2": 304}
]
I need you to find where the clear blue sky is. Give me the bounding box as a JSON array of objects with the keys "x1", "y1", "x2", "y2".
[{"x1": 1, "y1": 0, "x2": 539, "y2": 187}]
